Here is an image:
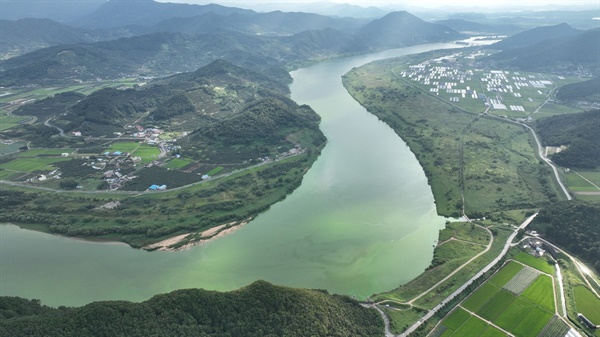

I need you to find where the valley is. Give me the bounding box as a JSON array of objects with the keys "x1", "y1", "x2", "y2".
[{"x1": 1, "y1": 1, "x2": 599, "y2": 336}]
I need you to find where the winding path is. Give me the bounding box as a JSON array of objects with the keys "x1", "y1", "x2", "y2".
[{"x1": 396, "y1": 213, "x2": 538, "y2": 337}]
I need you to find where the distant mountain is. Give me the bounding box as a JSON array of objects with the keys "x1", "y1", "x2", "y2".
[
  {"x1": 148, "y1": 10, "x2": 365, "y2": 36},
  {"x1": 434, "y1": 19, "x2": 522, "y2": 35},
  {"x1": 0, "y1": 281, "x2": 383, "y2": 337},
  {"x1": 0, "y1": 32, "x2": 290, "y2": 86},
  {"x1": 72, "y1": 0, "x2": 255, "y2": 29},
  {"x1": 486, "y1": 28, "x2": 600, "y2": 75},
  {"x1": 490, "y1": 23, "x2": 583, "y2": 50},
  {"x1": 0, "y1": 18, "x2": 124, "y2": 56},
  {"x1": 354, "y1": 11, "x2": 462, "y2": 49},
  {"x1": 0, "y1": 0, "x2": 102, "y2": 21},
  {"x1": 279, "y1": 28, "x2": 363, "y2": 65},
  {"x1": 318, "y1": 3, "x2": 389, "y2": 18}
]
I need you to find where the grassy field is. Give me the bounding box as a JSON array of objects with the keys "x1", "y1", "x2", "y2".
[
  {"x1": 567, "y1": 170, "x2": 600, "y2": 199},
  {"x1": 513, "y1": 252, "x2": 555, "y2": 274},
  {"x1": 131, "y1": 145, "x2": 160, "y2": 163},
  {"x1": 435, "y1": 257, "x2": 559, "y2": 337},
  {"x1": 462, "y1": 282, "x2": 501, "y2": 312},
  {"x1": 574, "y1": 286, "x2": 600, "y2": 323},
  {"x1": 163, "y1": 158, "x2": 194, "y2": 169},
  {"x1": 104, "y1": 142, "x2": 141, "y2": 154},
  {"x1": 15, "y1": 148, "x2": 75, "y2": 157},
  {"x1": 0, "y1": 156, "x2": 71, "y2": 172},
  {"x1": 344, "y1": 56, "x2": 560, "y2": 219},
  {"x1": 521, "y1": 275, "x2": 555, "y2": 312},
  {"x1": 477, "y1": 289, "x2": 516, "y2": 321},
  {"x1": 0, "y1": 115, "x2": 27, "y2": 131},
  {"x1": 489, "y1": 261, "x2": 524, "y2": 287},
  {"x1": 567, "y1": 173, "x2": 599, "y2": 192},
  {"x1": 206, "y1": 166, "x2": 225, "y2": 176}
]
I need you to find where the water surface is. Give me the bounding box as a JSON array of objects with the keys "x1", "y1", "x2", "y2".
[{"x1": 0, "y1": 43, "x2": 458, "y2": 307}]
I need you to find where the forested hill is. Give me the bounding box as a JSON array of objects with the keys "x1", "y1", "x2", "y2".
[
  {"x1": 485, "y1": 28, "x2": 600, "y2": 76},
  {"x1": 535, "y1": 109, "x2": 600, "y2": 169},
  {"x1": 556, "y1": 77, "x2": 600, "y2": 102},
  {"x1": 531, "y1": 201, "x2": 600, "y2": 271},
  {"x1": 489, "y1": 23, "x2": 582, "y2": 50},
  {"x1": 354, "y1": 11, "x2": 462, "y2": 49},
  {"x1": 0, "y1": 281, "x2": 383, "y2": 337}
]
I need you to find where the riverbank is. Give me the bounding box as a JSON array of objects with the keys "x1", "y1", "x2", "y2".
[{"x1": 143, "y1": 219, "x2": 250, "y2": 251}]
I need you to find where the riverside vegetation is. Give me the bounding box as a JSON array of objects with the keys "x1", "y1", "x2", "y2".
[
  {"x1": 343, "y1": 46, "x2": 599, "y2": 335},
  {"x1": 0, "y1": 60, "x2": 326, "y2": 248}
]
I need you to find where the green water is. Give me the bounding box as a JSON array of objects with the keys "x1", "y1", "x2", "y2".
[{"x1": 0, "y1": 43, "x2": 458, "y2": 307}]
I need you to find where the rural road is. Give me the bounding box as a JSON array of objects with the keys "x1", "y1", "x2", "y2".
[{"x1": 397, "y1": 212, "x2": 538, "y2": 337}]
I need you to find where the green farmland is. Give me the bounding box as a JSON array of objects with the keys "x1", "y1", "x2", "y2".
[
  {"x1": 436, "y1": 257, "x2": 560, "y2": 337},
  {"x1": 574, "y1": 286, "x2": 600, "y2": 323},
  {"x1": 0, "y1": 156, "x2": 70, "y2": 173}
]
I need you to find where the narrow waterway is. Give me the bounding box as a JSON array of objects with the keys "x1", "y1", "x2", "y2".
[{"x1": 0, "y1": 42, "x2": 458, "y2": 307}]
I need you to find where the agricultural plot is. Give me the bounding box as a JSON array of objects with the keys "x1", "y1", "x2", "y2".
[
  {"x1": 104, "y1": 141, "x2": 141, "y2": 154},
  {"x1": 513, "y1": 252, "x2": 555, "y2": 274},
  {"x1": 494, "y1": 296, "x2": 535, "y2": 332},
  {"x1": 442, "y1": 307, "x2": 471, "y2": 330},
  {"x1": 0, "y1": 115, "x2": 26, "y2": 131},
  {"x1": 512, "y1": 306, "x2": 554, "y2": 337},
  {"x1": 438, "y1": 258, "x2": 558, "y2": 337},
  {"x1": 206, "y1": 166, "x2": 225, "y2": 176},
  {"x1": 0, "y1": 141, "x2": 26, "y2": 155},
  {"x1": 448, "y1": 316, "x2": 489, "y2": 337},
  {"x1": 574, "y1": 286, "x2": 600, "y2": 323},
  {"x1": 489, "y1": 261, "x2": 525, "y2": 287},
  {"x1": 131, "y1": 145, "x2": 160, "y2": 163},
  {"x1": 476, "y1": 289, "x2": 516, "y2": 321},
  {"x1": 566, "y1": 173, "x2": 599, "y2": 192},
  {"x1": 521, "y1": 275, "x2": 555, "y2": 312},
  {"x1": 163, "y1": 158, "x2": 194, "y2": 169},
  {"x1": 15, "y1": 148, "x2": 75, "y2": 157},
  {"x1": 503, "y1": 266, "x2": 539, "y2": 295},
  {"x1": 576, "y1": 170, "x2": 600, "y2": 187},
  {"x1": 0, "y1": 157, "x2": 70, "y2": 172},
  {"x1": 462, "y1": 282, "x2": 501, "y2": 312},
  {"x1": 538, "y1": 316, "x2": 571, "y2": 337}
]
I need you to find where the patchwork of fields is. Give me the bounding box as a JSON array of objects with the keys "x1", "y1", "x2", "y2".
[{"x1": 434, "y1": 260, "x2": 570, "y2": 337}]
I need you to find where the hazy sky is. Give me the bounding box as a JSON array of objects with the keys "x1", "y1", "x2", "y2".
[{"x1": 165, "y1": 0, "x2": 600, "y2": 10}]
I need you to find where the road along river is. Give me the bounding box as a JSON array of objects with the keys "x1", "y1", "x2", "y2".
[{"x1": 0, "y1": 42, "x2": 460, "y2": 307}]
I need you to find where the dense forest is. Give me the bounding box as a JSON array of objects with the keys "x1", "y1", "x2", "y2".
[
  {"x1": 556, "y1": 77, "x2": 600, "y2": 102},
  {"x1": 535, "y1": 109, "x2": 600, "y2": 169},
  {"x1": 531, "y1": 201, "x2": 600, "y2": 271},
  {"x1": 0, "y1": 281, "x2": 383, "y2": 337}
]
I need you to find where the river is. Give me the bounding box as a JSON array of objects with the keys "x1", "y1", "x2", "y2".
[{"x1": 0, "y1": 42, "x2": 459, "y2": 307}]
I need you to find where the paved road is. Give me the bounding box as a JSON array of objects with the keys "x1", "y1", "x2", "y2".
[
  {"x1": 398, "y1": 213, "x2": 539, "y2": 337},
  {"x1": 44, "y1": 118, "x2": 64, "y2": 136}
]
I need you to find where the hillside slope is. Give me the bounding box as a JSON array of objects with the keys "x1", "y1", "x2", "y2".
[
  {"x1": 486, "y1": 28, "x2": 600, "y2": 75},
  {"x1": 0, "y1": 281, "x2": 383, "y2": 337},
  {"x1": 355, "y1": 11, "x2": 462, "y2": 49},
  {"x1": 535, "y1": 109, "x2": 600, "y2": 169},
  {"x1": 490, "y1": 23, "x2": 582, "y2": 50}
]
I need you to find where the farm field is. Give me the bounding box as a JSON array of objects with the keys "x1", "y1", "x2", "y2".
[
  {"x1": 489, "y1": 261, "x2": 524, "y2": 287},
  {"x1": 131, "y1": 145, "x2": 160, "y2": 163},
  {"x1": 104, "y1": 142, "x2": 142, "y2": 154},
  {"x1": 513, "y1": 252, "x2": 555, "y2": 274},
  {"x1": 566, "y1": 173, "x2": 599, "y2": 192},
  {"x1": 0, "y1": 156, "x2": 70, "y2": 173},
  {"x1": 163, "y1": 158, "x2": 194, "y2": 169},
  {"x1": 574, "y1": 286, "x2": 600, "y2": 323},
  {"x1": 435, "y1": 257, "x2": 560, "y2": 337}
]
